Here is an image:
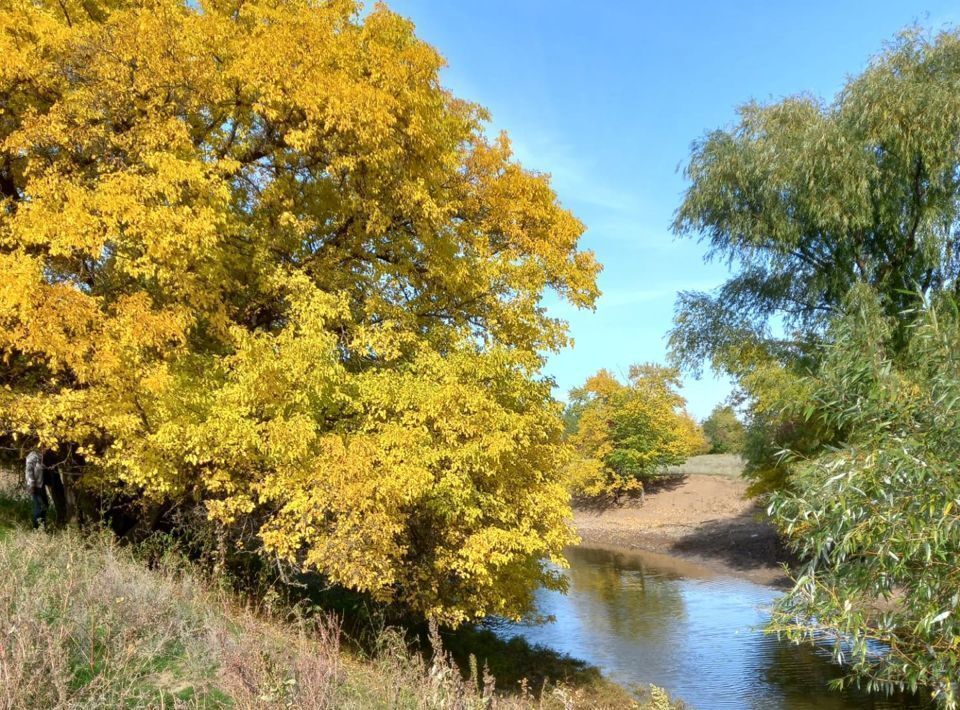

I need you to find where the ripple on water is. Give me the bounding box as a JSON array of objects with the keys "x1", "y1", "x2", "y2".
[{"x1": 495, "y1": 545, "x2": 929, "y2": 710}]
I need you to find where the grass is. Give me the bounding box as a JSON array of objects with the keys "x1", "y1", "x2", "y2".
[
  {"x1": 0, "y1": 476, "x2": 31, "y2": 538},
  {"x1": 663, "y1": 454, "x2": 746, "y2": 478},
  {"x1": 0, "y1": 475, "x2": 679, "y2": 709}
]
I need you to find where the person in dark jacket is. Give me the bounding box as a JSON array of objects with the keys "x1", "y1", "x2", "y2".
[{"x1": 24, "y1": 448, "x2": 49, "y2": 529}]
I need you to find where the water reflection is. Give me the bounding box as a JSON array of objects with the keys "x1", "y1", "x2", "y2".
[{"x1": 497, "y1": 545, "x2": 927, "y2": 710}]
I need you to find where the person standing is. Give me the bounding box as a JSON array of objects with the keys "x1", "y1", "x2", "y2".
[{"x1": 25, "y1": 448, "x2": 49, "y2": 529}]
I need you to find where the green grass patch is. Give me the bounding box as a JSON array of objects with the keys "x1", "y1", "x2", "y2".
[{"x1": 0, "y1": 488, "x2": 31, "y2": 535}]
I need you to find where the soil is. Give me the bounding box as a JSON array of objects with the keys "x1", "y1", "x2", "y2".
[{"x1": 573, "y1": 471, "x2": 796, "y2": 587}]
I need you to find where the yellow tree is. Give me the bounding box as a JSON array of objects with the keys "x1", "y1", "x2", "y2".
[
  {"x1": 567, "y1": 366, "x2": 706, "y2": 500},
  {"x1": 0, "y1": 0, "x2": 599, "y2": 624}
]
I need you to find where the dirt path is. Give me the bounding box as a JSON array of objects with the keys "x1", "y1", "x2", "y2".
[{"x1": 573, "y1": 469, "x2": 795, "y2": 587}]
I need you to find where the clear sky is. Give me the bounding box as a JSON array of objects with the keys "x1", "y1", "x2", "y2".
[{"x1": 388, "y1": 1, "x2": 960, "y2": 420}]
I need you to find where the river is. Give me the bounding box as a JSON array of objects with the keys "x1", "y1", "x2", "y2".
[{"x1": 496, "y1": 545, "x2": 928, "y2": 710}]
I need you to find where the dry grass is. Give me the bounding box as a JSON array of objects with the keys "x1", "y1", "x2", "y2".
[
  {"x1": 0, "y1": 481, "x2": 668, "y2": 709},
  {"x1": 663, "y1": 454, "x2": 745, "y2": 478}
]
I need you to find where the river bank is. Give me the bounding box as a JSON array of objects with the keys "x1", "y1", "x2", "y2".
[
  {"x1": 0, "y1": 476, "x2": 659, "y2": 709},
  {"x1": 573, "y1": 457, "x2": 794, "y2": 587}
]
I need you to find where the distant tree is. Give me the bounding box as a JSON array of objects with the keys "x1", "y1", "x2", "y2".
[
  {"x1": 566, "y1": 366, "x2": 707, "y2": 500},
  {"x1": 669, "y1": 28, "x2": 960, "y2": 493},
  {"x1": 700, "y1": 405, "x2": 746, "y2": 454}
]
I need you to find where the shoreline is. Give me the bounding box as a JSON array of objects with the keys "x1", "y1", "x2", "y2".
[{"x1": 571, "y1": 467, "x2": 795, "y2": 588}]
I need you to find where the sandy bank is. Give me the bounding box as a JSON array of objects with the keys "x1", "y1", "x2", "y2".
[{"x1": 573, "y1": 465, "x2": 795, "y2": 587}]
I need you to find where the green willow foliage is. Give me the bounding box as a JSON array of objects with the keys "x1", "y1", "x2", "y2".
[
  {"x1": 670, "y1": 28, "x2": 960, "y2": 492},
  {"x1": 770, "y1": 288, "x2": 960, "y2": 707}
]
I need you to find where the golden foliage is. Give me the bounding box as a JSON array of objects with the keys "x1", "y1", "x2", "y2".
[
  {"x1": 566, "y1": 366, "x2": 707, "y2": 498},
  {"x1": 0, "y1": 0, "x2": 598, "y2": 624}
]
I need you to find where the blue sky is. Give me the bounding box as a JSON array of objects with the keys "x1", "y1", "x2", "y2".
[{"x1": 389, "y1": 1, "x2": 960, "y2": 419}]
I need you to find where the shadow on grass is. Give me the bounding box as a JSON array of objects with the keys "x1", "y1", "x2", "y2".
[{"x1": 221, "y1": 553, "x2": 628, "y2": 702}]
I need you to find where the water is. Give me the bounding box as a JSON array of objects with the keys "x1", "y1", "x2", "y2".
[{"x1": 496, "y1": 545, "x2": 927, "y2": 710}]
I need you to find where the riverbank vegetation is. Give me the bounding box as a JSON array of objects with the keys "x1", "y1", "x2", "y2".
[
  {"x1": 672, "y1": 27, "x2": 960, "y2": 707},
  {"x1": 770, "y1": 290, "x2": 960, "y2": 706},
  {"x1": 0, "y1": 482, "x2": 669, "y2": 709}
]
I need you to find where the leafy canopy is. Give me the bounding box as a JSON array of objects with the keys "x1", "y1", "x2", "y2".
[
  {"x1": 770, "y1": 287, "x2": 960, "y2": 708},
  {"x1": 670, "y1": 28, "x2": 960, "y2": 492},
  {"x1": 0, "y1": 0, "x2": 599, "y2": 624},
  {"x1": 566, "y1": 366, "x2": 706, "y2": 499}
]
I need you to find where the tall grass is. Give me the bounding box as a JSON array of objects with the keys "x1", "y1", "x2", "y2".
[
  {"x1": 0, "y1": 481, "x2": 669, "y2": 709},
  {"x1": 1, "y1": 525, "x2": 341, "y2": 708}
]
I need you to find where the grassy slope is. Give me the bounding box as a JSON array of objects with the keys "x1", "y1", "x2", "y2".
[{"x1": 0, "y1": 481, "x2": 670, "y2": 709}]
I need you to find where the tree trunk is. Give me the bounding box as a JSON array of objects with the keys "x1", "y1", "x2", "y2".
[
  {"x1": 49, "y1": 469, "x2": 90, "y2": 526},
  {"x1": 46, "y1": 468, "x2": 70, "y2": 526}
]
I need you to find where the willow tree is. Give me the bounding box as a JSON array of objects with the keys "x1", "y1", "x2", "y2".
[
  {"x1": 0, "y1": 0, "x2": 599, "y2": 624},
  {"x1": 670, "y1": 29, "x2": 960, "y2": 492},
  {"x1": 770, "y1": 288, "x2": 960, "y2": 707}
]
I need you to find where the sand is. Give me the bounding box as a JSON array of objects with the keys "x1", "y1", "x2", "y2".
[{"x1": 573, "y1": 470, "x2": 794, "y2": 587}]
